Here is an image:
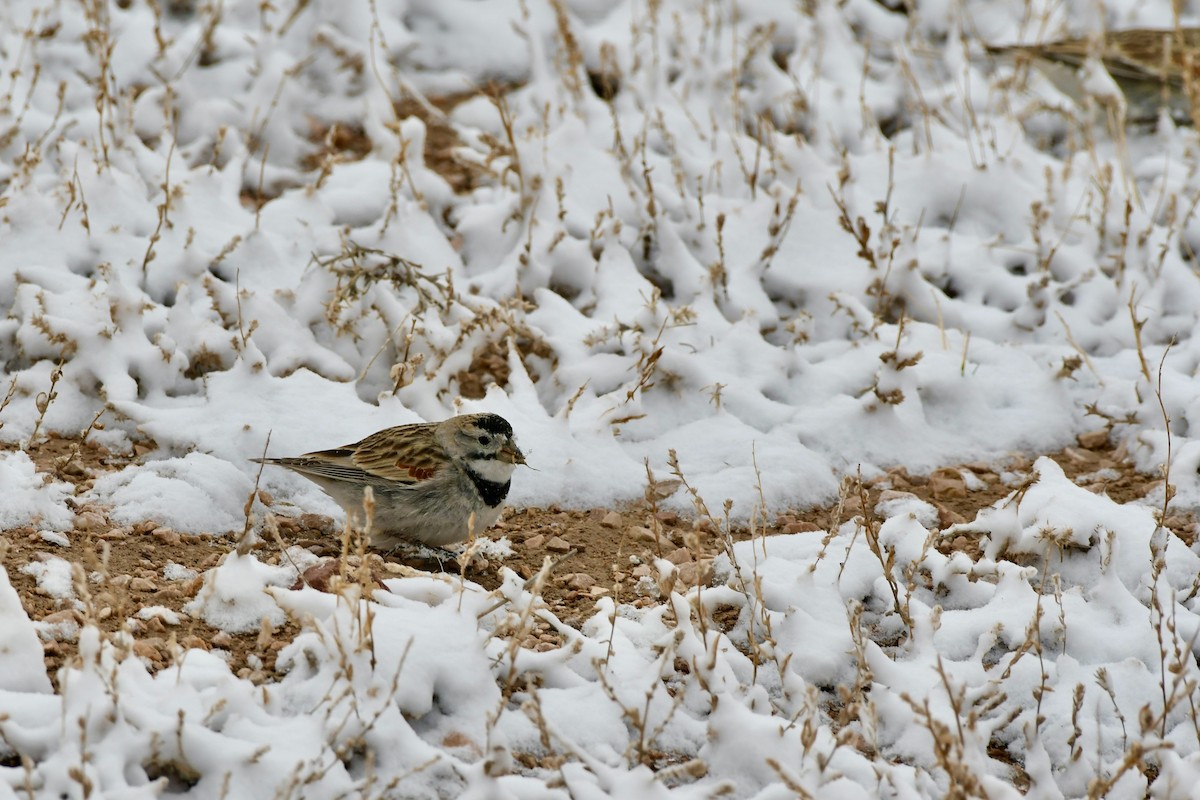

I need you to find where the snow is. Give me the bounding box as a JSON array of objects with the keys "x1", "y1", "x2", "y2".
[
  {"x1": 0, "y1": 452, "x2": 73, "y2": 531},
  {"x1": 4, "y1": 0, "x2": 1200, "y2": 795},
  {"x1": 0, "y1": 566, "x2": 53, "y2": 694},
  {"x1": 19, "y1": 556, "x2": 76, "y2": 601}
]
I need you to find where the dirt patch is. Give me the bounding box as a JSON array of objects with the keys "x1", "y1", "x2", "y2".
[
  {"x1": 297, "y1": 86, "x2": 510, "y2": 196},
  {"x1": 1, "y1": 429, "x2": 1190, "y2": 690},
  {"x1": 395, "y1": 88, "x2": 511, "y2": 195}
]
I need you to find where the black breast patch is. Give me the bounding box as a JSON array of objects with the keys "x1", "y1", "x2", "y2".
[{"x1": 465, "y1": 468, "x2": 511, "y2": 507}]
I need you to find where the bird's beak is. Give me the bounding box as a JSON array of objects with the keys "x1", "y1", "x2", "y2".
[{"x1": 498, "y1": 444, "x2": 526, "y2": 466}]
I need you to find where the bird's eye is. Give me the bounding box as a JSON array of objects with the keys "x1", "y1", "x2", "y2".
[{"x1": 477, "y1": 435, "x2": 489, "y2": 445}]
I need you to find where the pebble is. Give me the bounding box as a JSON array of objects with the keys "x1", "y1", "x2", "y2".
[
  {"x1": 524, "y1": 534, "x2": 546, "y2": 549},
  {"x1": 299, "y1": 513, "x2": 334, "y2": 532},
  {"x1": 38, "y1": 530, "x2": 69, "y2": 547},
  {"x1": 1077, "y1": 429, "x2": 1110, "y2": 450},
  {"x1": 152, "y1": 527, "x2": 181, "y2": 545},
  {"x1": 600, "y1": 511, "x2": 623, "y2": 528},
  {"x1": 211, "y1": 632, "x2": 234, "y2": 648},
  {"x1": 73, "y1": 511, "x2": 106, "y2": 531},
  {"x1": 129, "y1": 577, "x2": 157, "y2": 592},
  {"x1": 546, "y1": 536, "x2": 571, "y2": 553},
  {"x1": 41, "y1": 608, "x2": 83, "y2": 626},
  {"x1": 132, "y1": 641, "x2": 163, "y2": 664},
  {"x1": 936, "y1": 503, "x2": 966, "y2": 527},
  {"x1": 666, "y1": 547, "x2": 693, "y2": 565},
  {"x1": 563, "y1": 573, "x2": 595, "y2": 590},
  {"x1": 929, "y1": 468, "x2": 967, "y2": 499},
  {"x1": 181, "y1": 636, "x2": 209, "y2": 651},
  {"x1": 627, "y1": 526, "x2": 659, "y2": 543},
  {"x1": 782, "y1": 521, "x2": 819, "y2": 534},
  {"x1": 677, "y1": 559, "x2": 713, "y2": 588}
]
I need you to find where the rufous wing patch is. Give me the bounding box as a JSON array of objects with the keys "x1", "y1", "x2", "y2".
[{"x1": 401, "y1": 462, "x2": 435, "y2": 480}]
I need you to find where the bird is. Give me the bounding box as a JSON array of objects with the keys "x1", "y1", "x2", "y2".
[
  {"x1": 988, "y1": 28, "x2": 1200, "y2": 124},
  {"x1": 253, "y1": 413, "x2": 526, "y2": 550}
]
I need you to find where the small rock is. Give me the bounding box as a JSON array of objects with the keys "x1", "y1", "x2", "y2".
[
  {"x1": 38, "y1": 530, "x2": 69, "y2": 547},
  {"x1": 631, "y1": 564, "x2": 652, "y2": 578},
  {"x1": 134, "y1": 520, "x2": 158, "y2": 535},
  {"x1": 564, "y1": 573, "x2": 596, "y2": 590},
  {"x1": 524, "y1": 534, "x2": 546, "y2": 550},
  {"x1": 97, "y1": 526, "x2": 130, "y2": 541},
  {"x1": 211, "y1": 632, "x2": 234, "y2": 648},
  {"x1": 935, "y1": 502, "x2": 966, "y2": 528},
  {"x1": 782, "y1": 521, "x2": 820, "y2": 534},
  {"x1": 677, "y1": 559, "x2": 713, "y2": 588},
  {"x1": 42, "y1": 609, "x2": 83, "y2": 626},
  {"x1": 628, "y1": 526, "x2": 659, "y2": 543},
  {"x1": 299, "y1": 513, "x2": 334, "y2": 532},
  {"x1": 293, "y1": 560, "x2": 342, "y2": 592},
  {"x1": 152, "y1": 527, "x2": 181, "y2": 545},
  {"x1": 132, "y1": 641, "x2": 163, "y2": 664},
  {"x1": 181, "y1": 636, "x2": 209, "y2": 651},
  {"x1": 546, "y1": 536, "x2": 571, "y2": 553},
  {"x1": 600, "y1": 511, "x2": 623, "y2": 528},
  {"x1": 666, "y1": 547, "x2": 693, "y2": 565},
  {"x1": 129, "y1": 577, "x2": 157, "y2": 593},
  {"x1": 58, "y1": 459, "x2": 86, "y2": 478},
  {"x1": 929, "y1": 469, "x2": 966, "y2": 499},
  {"x1": 587, "y1": 586, "x2": 611, "y2": 597},
  {"x1": 654, "y1": 511, "x2": 679, "y2": 525},
  {"x1": 73, "y1": 511, "x2": 106, "y2": 531},
  {"x1": 1077, "y1": 429, "x2": 1110, "y2": 450},
  {"x1": 152, "y1": 587, "x2": 182, "y2": 601}
]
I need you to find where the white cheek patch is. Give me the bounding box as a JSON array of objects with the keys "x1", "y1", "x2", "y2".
[{"x1": 469, "y1": 458, "x2": 516, "y2": 483}]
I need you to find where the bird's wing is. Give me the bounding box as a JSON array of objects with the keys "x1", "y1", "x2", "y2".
[
  {"x1": 256, "y1": 424, "x2": 447, "y2": 487},
  {"x1": 342, "y1": 422, "x2": 448, "y2": 484}
]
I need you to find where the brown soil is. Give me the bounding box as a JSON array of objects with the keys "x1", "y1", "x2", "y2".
[
  {"x1": 298, "y1": 86, "x2": 511, "y2": 197},
  {"x1": 1, "y1": 429, "x2": 1191, "y2": 691}
]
